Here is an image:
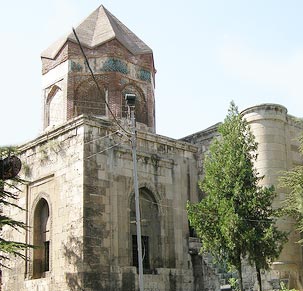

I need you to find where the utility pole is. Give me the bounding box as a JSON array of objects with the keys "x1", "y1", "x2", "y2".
[{"x1": 125, "y1": 93, "x2": 144, "y2": 291}]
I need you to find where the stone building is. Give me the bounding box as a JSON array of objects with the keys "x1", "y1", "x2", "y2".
[
  {"x1": 1, "y1": 5, "x2": 303, "y2": 291},
  {"x1": 183, "y1": 104, "x2": 303, "y2": 290}
]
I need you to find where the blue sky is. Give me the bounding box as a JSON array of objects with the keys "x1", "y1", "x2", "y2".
[{"x1": 1, "y1": 0, "x2": 303, "y2": 145}]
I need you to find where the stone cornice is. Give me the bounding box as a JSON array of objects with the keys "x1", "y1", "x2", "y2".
[{"x1": 19, "y1": 115, "x2": 198, "y2": 154}]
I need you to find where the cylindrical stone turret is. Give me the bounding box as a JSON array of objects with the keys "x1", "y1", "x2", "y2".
[{"x1": 242, "y1": 103, "x2": 303, "y2": 289}]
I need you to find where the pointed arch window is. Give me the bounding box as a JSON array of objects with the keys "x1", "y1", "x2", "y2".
[
  {"x1": 122, "y1": 85, "x2": 148, "y2": 125},
  {"x1": 74, "y1": 79, "x2": 106, "y2": 117},
  {"x1": 45, "y1": 85, "x2": 64, "y2": 128},
  {"x1": 33, "y1": 199, "x2": 50, "y2": 278},
  {"x1": 130, "y1": 188, "x2": 162, "y2": 272}
]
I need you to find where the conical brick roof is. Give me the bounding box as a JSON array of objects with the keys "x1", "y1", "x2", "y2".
[{"x1": 41, "y1": 5, "x2": 152, "y2": 59}]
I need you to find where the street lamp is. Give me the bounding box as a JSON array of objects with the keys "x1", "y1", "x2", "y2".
[{"x1": 125, "y1": 93, "x2": 144, "y2": 291}]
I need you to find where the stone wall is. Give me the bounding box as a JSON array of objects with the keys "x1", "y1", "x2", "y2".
[
  {"x1": 2, "y1": 115, "x2": 204, "y2": 291},
  {"x1": 80, "y1": 116, "x2": 200, "y2": 290},
  {"x1": 2, "y1": 116, "x2": 85, "y2": 291}
]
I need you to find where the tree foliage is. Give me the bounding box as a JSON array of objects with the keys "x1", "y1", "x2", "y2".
[
  {"x1": 0, "y1": 146, "x2": 31, "y2": 267},
  {"x1": 245, "y1": 185, "x2": 287, "y2": 290},
  {"x1": 187, "y1": 102, "x2": 287, "y2": 291},
  {"x1": 279, "y1": 135, "x2": 303, "y2": 243}
]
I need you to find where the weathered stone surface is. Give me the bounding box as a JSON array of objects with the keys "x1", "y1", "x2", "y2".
[{"x1": 2, "y1": 3, "x2": 303, "y2": 291}]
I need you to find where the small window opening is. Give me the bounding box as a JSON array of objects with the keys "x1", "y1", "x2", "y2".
[
  {"x1": 44, "y1": 241, "x2": 50, "y2": 272},
  {"x1": 33, "y1": 199, "x2": 50, "y2": 278},
  {"x1": 132, "y1": 235, "x2": 150, "y2": 271}
]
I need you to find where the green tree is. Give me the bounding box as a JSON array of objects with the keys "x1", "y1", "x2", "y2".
[
  {"x1": 279, "y1": 135, "x2": 303, "y2": 243},
  {"x1": 0, "y1": 147, "x2": 31, "y2": 267},
  {"x1": 246, "y1": 186, "x2": 287, "y2": 291},
  {"x1": 187, "y1": 102, "x2": 287, "y2": 291}
]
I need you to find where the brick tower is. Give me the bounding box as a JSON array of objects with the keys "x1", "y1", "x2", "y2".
[{"x1": 41, "y1": 5, "x2": 156, "y2": 133}]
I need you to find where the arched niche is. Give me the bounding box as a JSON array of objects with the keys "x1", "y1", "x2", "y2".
[
  {"x1": 129, "y1": 187, "x2": 162, "y2": 272},
  {"x1": 74, "y1": 78, "x2": 106, "y2": 117},
  {"x1": 33, "y1": 198, "x2": 50, "y2": 278},
  {"x1": 45, "y1": 85, "x2": 64, "y2": 128},
  {"x1": 122, "y1": 84, "x2": 148, "y2": 125}
]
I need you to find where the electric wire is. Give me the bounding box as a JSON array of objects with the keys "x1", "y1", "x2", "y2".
[
  {"x1": 18, "y1": 124, "x2": 299, "y2": 225},
  {"x1": 7, "y1": 154, "x2": 301, "y2": 227},
  {"x1": 85, "y1": 142, "x2": 124, "y2": 159},
  {"x1": 83, "y1": 130, "x2": 120, "y2": 145},
  {"x1": 20, "y1": 133, "x2": 300, "y2": 225},
  {"x1": 19, "y1": 132, "x2": 300, "y2": 226},
  {"x1": 136, "y1": 196, "x2": 296, "y2": 224}
]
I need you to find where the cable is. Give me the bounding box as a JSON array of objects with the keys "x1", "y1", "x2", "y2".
[
  {"x1": 72, "y1": 28, "x2": 130, "y2": 136},
  {"x1": 84, "y1": 130, "x2": 120, "y2": 145},
  {"x1": 136, "y1": 196, "x2": 297, "y2": 224},
  {"x1": 85, "y1": 142, "x2": 123, "y2": 159}
]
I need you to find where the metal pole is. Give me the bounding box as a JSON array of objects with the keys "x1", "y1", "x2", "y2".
[{"x1": 130, "y1": 107, "x2": 144, "y2": 291}]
